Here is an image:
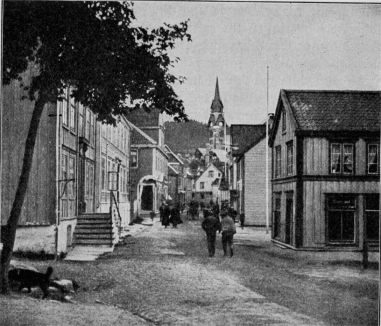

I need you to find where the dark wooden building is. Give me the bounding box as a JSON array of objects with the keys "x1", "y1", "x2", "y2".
[{"x1": 269, "y1": 90, "x2": 380, "y2": 250}]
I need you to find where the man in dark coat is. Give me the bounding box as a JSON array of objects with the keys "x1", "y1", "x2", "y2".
[
  {"x1": 170, "y1": 202, "x2": 182, "y2": 228},
  {"x1": 161, "y1": 201, "x2": 170, "y2": 228},
  {"x1": 201, "y1": 210, "x2": 221, "y2": 257}
]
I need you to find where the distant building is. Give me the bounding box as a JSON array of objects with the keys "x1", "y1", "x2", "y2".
[
  {"x1": 127, "y1": 109, "x2": 169, "y2": 215},
  {"x1": 193, "y1": 163, "x2": 223, "y2": 204},
  {"x1": 164, "y1": 145, "x2": 185, "y2": 206},
  {"x1": 269, "y1": 90, "x2": 380, "y2": 250}
]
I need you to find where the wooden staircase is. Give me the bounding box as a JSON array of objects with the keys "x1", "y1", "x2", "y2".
[{"x1": 73, "y1": 213, "x2": 115, "y2": 246}]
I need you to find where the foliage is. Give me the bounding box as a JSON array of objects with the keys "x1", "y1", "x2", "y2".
[
  {"x1": 164, "y1": 119, "x2": 209, "y2": 154},
  {"x1": 3, "y1": 1, "x2": 191, "y2": 122}
]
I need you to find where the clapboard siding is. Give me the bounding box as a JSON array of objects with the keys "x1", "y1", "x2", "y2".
[
  {"x1": 2, "y1": 65, "x2": 57, "y2": 226},
  {"x1": 244, "y1": 138, "x2": 270, "y2": 226},
  {"x1": 303, "y1": 180, "x2": 379, "y2": 247}
]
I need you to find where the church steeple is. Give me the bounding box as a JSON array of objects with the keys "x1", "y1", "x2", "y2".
[{"x1": 211, "y1": 77, "x2": 223, "y2": 113}]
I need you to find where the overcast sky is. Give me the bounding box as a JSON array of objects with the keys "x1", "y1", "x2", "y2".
[{"x1": 133, "y1": 1, "x2": 381, "y2": 125}]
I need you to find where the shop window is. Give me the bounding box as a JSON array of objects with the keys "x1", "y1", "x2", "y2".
[
  {"x1": 365, "y1": 194, "x2": 379, "y2": 241},
  {"x1": 327, "y1": 195, "x2": 356, "y2": 243}
]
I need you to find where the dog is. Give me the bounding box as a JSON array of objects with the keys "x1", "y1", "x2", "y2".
[{"x1": 8, "y1": 266, "x2": 54, "y2": 299}]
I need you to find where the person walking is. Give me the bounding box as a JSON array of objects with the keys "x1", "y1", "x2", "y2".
[
  {"x1": 220, "y1": 210, "x2": 236, "y2": 257},
  {"x1": 170, "y1": 202, "x2": 182, "y2": 228},
  {"x1": 201, "y1": 209, "x2": 221, "y2": 257},
  {"x1": 161, "y1": 201, "x2": 171, "y2": 228},
  {"x1": 239, "y1": 213, "x2": 245, "y2": 229}
]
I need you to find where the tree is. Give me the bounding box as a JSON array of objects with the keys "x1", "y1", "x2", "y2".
[{"x1": 1, "y1": 1, "x2": 191, "y2": 293}]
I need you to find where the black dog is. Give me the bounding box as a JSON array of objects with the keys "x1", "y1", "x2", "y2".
[{"x1": 8, "y1": 266, "x2": 54, "y2": 299}]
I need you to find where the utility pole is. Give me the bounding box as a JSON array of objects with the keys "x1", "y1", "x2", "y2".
[{"x1": 266, "y1": 66, "x2": 270, "y2": 234}]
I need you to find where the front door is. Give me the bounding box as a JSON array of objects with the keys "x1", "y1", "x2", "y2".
[
  {"x1": 141, "y1": 185, "x2": 153, "y2": 211},
  {"x1": 285, "y1": 196, "x2": 293, "y2": 245}
]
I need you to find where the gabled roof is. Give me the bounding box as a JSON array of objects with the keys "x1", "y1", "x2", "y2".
[
  {"x1": 211, "y1": 178, "x2": 220, "y2": 186},
  {"x1": 231, "y1": 124, "x2": 266, "y2": 157},
  {"x1": 210, "y1": 149, "x2": 228, "y2": 163},
  {"x1": 270, "y1": 90, "x2": 381, "y2": 145},
  {"x1": 128, "y1": 121, "x2": 156, "y2": 145},
  {"x1": 168, "y1": 164, "x2": 179, "y2": 176},
  {"x1": 126, "y1": 108, "x2": 161, "y2": 128},
  {"x1": 164, "y1": 145, "x2": 184, "y2": 165}
]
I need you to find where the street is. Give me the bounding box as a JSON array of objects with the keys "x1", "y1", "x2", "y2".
[{"x1": 1, "y1": 218, "x2": 378, "y2": 326}]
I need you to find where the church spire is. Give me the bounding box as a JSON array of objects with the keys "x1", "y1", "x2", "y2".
[{"x1": 211, "y1": 77, "x2": 223, "y2": 113}]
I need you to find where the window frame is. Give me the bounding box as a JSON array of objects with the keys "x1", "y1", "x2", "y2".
[
  {"x1": 286, "y1": 141, "x2": 293, "y2": 176},
  {"x1": 330, "y1": 142, "x2": 355, "y2": 175},
  {"x1": 282, "y1": 109, "x2": 286, "y2": 133},
  {"x1": 367, "y1": 143, "x2": 379, "y2": 175},
  {"x1": 275, "y1": 145, "x2": 282, "y2": 178},
  {"x1": 200, "y1": 182, "x2": 205, "y2": 190},
  {"x1": 130, "y1": 149, "x2": 138, "y2": 168}
]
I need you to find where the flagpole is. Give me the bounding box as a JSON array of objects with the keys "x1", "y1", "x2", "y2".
[{"x1": 266, "y1": 66, "x2": 269, "y2": 234}]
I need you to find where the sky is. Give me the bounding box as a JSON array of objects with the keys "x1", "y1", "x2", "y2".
[{"x1": 133, "y1": 1, "x2": 381, "y2": 125}]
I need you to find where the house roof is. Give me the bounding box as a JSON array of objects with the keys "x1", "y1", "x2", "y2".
[
  {"x1": 126, "y1": 108, "x2": 161, "y2": 128},
  {"x1": 211, "y1": 178, "x2": 220, "y2": 186},
  {"x1": 270, "y1": 90, "x2": 381, "y2": 145},
  {"x1": 210, "y1": 149, "x2": 228, "y2": 163},
  {"x1": 231, "y1": 124, "x2": 266, "y2": 157},
  {"x1": 128, "y1": 121, "x2": 157, "y2": 145},
  {"x1": 168, "y1": 164, "x2": 179, "y2": 175},
  {"x1": 164, "y1": 145, "x2": 184, "y2": 165}
]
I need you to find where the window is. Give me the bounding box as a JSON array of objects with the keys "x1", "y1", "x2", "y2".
[
  {"x1": 286, "y1": 141, "x2": 293, "y2": 175},
  {"x1": 200, "y1": 182, "x2": 205, "y2": 190},
  {"x1": 330, "y1": 143, "x2": 354, "y2": 174},
  {"x1": 69, "y1": 101, "x2": 76, "y2": 131},
  {"x1": 273, "y1": 193, "x2": 281, "y2": 239},
  {"x1": 275, "y1": 146, "x2": 281, "y2": 178},
  {"x1": 78, "y1": 104, "x2": 84, "y2": 137},
  {"x1": 131, "y1": 149, "x2": 138, "y2": 168},
  {"x1": 365, "y1": 194, "x2": 379, "y2": 241},
  {"x1": 101, "y1": 157, "x2": 106, "y2": 190},
  {"x1": 62, "y1": 88, "x2": 69, "y2": 127},
  {"x1": 327, "y1": 195, "x2": 356, "y2": 243},
  {"x1": 61, "y1": 150, "x2": 76, "y2": 218},
  {"x1": 85, "y1": 109, "x2": 90, "y2": 141},
  {"x1": 368, "y1": 144, "x2": 379, "y2": 174},
  {"x1": 90, "y1": 113, "x2": 95, "y2": 145},
  {"x1": 208, "y1": 171, "x2": 214, "y2": 178},
  {"x1": 282, "y1": 109, "x2": 286, "y2": 133}
]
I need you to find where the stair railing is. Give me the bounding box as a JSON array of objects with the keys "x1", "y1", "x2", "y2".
[{"x1": 110, "y1": 191, "x2": 122, "y2": 233}]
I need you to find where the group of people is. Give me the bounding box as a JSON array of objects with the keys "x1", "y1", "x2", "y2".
[
  {"x1": 201, "y1": 208, "x2": 236, "y2": 257},
  {"x1": 159, "y1": 200, "x2": 182, "y2": 228}
]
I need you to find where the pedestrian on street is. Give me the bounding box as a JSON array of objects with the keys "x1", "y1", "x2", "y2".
[
  {"x1": 161, "y1": 201, "x2": 171, "y2": 228},
  {"x1": 221, "y1": 210, "x2": 236, "y2": 257},
  {"x1": 201, "y1": 209, "x2": 221, "y2": 257},
  {"x1": 159, "y1": 201, "x2": 165, "y2": 222},
  {"x1": 170, "y1": 202, "x2": 182, "y2": 228},
  {"x1": 239, "y1": 213, "x2": 245, "y2": 229}
]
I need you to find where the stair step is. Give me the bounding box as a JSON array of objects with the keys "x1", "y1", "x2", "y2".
[
  {"x1": 77, "y1": 220, "x2": 112, "y2": 225},
  {"x1": 78, "y1": 214, "x2": 110, "y2": 218},
  {"x1": 74, "y1": 228, "x2": 113, "y2": 234},
  {"x1": 74, "y1": 239, "x2": 114, "y2": 245},
  {"x1": 74, "y1": 234, "x2": 114, "y2": 240}
]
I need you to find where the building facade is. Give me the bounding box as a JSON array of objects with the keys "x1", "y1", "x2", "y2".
[
  {"x1": 269, "y1": 90, "x2": 380, "y2": 250},
  {"x1": 127, "y1": 109, "x2": 169, "y2": 216}
]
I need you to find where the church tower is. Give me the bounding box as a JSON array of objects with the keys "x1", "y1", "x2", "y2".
[{"x1": 208, "y1": 78, "x2": 226, "y2": 150}]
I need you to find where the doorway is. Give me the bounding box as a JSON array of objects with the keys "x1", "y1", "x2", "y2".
[
  {"x1": 285, "y1": 193, "x2": 293, "y2": 245},
  {"x1": 141, "y1": 185, "x2": 154, "y2": 211}
]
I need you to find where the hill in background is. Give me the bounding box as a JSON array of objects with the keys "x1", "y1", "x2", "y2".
[{"x1": 164, "y1": 120, "x2": 209, "y2": 155}]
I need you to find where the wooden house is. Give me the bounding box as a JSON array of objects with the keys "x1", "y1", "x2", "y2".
[
  {"x1": 164, "y1": 145, "x2": 185, "y2": 206},
  {"x1": 269, "y1": 90, "x2": 380, "y2": 250},
  {"x1": 231, "y1": 124, "x2": 271, "y2": 226},
  {"x1": 2, "y1": 65, "x2": 132, "y2": 254}
]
